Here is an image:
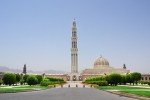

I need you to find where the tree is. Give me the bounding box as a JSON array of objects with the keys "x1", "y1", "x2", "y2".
[
  {"x1": 104, "y1": 75, "x2": 110, "y2": 84},
  {"x1": 35, "y1": 75, "x2": 43, "y2": 84},
  {"x1": 125, "y1": 74, "x2": 133, "y2": 85},
  {"x1": 130, "y1": 72, "x2": 141, "y2": 85},
  {"x1": 121, "y1": 75, "x2": 126, "y2": 85},
  {"x1": 15, "y1": 74, "x2": 21, "y2": 84},
  {"x1": 0, "y1": 80, "x2": 3, "y2": 85},
  {"x1": 108, "y1": 73, "x2": 122, "y2": 86},
  {"x1": 2, "y1": 73, "x2": 16, "y2": 86},
  {"x1": 23, "y1": 74, "x2": 29, "y2": 83},
  {"x1": 20, "y1": 79, "x2": 24, "y2": 85},
  {"x1": 27, "y1": 75, "x2": 38, "y2": 86},
  {"x1": 148, "y1": 82, "x2": 150, "y2": 86}
]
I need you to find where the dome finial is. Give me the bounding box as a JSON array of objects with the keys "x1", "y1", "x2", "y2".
[{"x1": 73, "y1": 18, "x2": 76, "y2": 26}]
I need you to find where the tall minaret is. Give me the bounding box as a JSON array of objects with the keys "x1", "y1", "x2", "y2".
[{"x1": 71, "y1": 19, "x2": 78, "y2": 73}]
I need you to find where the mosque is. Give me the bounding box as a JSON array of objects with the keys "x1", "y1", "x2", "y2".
[
  {"x1": 0, "y1": 19, "x2": 149, "y2": 82},
  {"x1": 45, "y1": 19, "x2": 130, "y2": 81}
]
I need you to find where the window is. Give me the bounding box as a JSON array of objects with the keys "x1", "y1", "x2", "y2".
[{"x1": 145, "y1": 77, "x2": 147, "y2": 80}]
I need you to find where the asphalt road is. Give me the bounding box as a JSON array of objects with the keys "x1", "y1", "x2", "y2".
[{"x1": 0, "y1": 88, "x2": 137, "y2": 100}]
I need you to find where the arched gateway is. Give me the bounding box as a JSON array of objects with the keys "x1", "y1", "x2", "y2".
[{"x1": 72, "y1": 75, "x2": 76, "y2": 81}]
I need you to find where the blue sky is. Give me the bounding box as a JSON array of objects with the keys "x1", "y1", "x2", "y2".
[{"x1": 0, "y1": 0, "x2": 150, "y2": 73}]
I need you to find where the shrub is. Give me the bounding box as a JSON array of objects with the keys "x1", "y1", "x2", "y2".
[
  {"x1": 140, "y1": 81, "x2": 148, "y2": 85},
  {"x1": 40, "y1": 77, "x2": 65, "y2": 86},
  {"x1": 96, "y1": 81, "x2": 108, "y2": 86},
  {"x1": 125, "y1": 74, "x2": 133, "y2": 85},
  {"x1": 130, "y1": 72, "x2": 141, "y2": 85},
  {"x1": 15, "y1": 74, "x2": 21, "y2": 83},
  {"x1": 148, "y1": 82, "x2": 150, "y2": 86},
  {"x1": 85, "y1": 76, "x2": 105, "y2": 82},
  {"x1": 121, "y1": 75, "x2": 126, "y2": 85},
  {"x1": 36, "y1": 75, "x2": 43, "y2": 84},
  {"x1": 2, "y1": 73, "x2": 16, "y2": 86},
  {"x1": 104, "y1": 75, "x2": 110, "y2": 83},
  {"x1": 108, "y1": 73, "x2": 122, "y2": 86},
  {"x1": 141, "y1": 81, "x2": 150, "y2": 85},
  {"x1": 84, "y1": 76, "x2": 108, "y2": 86},
  {"x1": 0, "y1": 80, "x2": 3, "y2": 85},
  {"x1": 20, "y1": 80, "x2": 24, "y2": 85},
  {"x1": 23, "y1": 74, "x2": 29, "y2": 83},
  {"x1": 27, "y1": 76, "x2": 38, "y2": 86},
  {"x1": 46, "y1": 77, "x2": 64, "y2": 82},
  {"x1": 40, "y1": 80, "x2": 50, "y2": 86}
]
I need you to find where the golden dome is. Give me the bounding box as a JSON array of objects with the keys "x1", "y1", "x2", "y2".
[{"x1": 94, "y1": 56, "x2": 109, "y2": 69}]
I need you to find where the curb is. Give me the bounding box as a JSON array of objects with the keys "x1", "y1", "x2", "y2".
[{"x1": 106, "y1": 90, "x2": 150, "y2": 100}]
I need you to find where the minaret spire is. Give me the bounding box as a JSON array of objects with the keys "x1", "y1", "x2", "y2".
[{"x1": 71, "y1": 18, "x2": 78, "y2": 73}]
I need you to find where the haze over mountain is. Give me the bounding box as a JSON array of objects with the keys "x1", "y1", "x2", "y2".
[{"x1": 0, "y1": 66, "x2": 67, "y2": 74}]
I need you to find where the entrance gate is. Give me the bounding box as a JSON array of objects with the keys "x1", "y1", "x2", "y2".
[{"x1": 72, "y1": 75, "x2": 76, "y2": 81}]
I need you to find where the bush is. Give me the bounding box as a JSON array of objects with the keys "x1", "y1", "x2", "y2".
[
  {"x1": 140, "y1": 81, "x2": 147, "y2": 85},
  {"x1": 91, "y1": 81, "x2": 108, "y2": 86},
  {"x1": 2, "y1": 73, "x2": 16, "y2": 86},
  {"x1": 40, "y1": 77, "x2": 65, "y2": 86},
  {"x1": 36, "y1": 75, "x2": 43, "y2": 84},
  {"x1": 84, "y1": 76, "x2": 108, "y2": 86},
  {"x1": 15, "y1": 74, "x2": 21, "y2": 83},
  {"x1": 121, "y1": 75, "x2": 126, "y2": 85},
  {"x1": 148, "y1": 82, "x2": 150, "y2": 86},
  {"x1": 85, "y1": 76, "x2": 104, "y2": 82},
  {"x1": 23, "y1": 74, "x2": 29, "y2": 83},
  {"x1": 20, "y1": 80, "x2": 24, "y2": 85},
  {"x1": 97, "y1": 81, "x2": 108, "y2": 86},
  {"x1": 27, "y1": 76, "x2": 38, "y2": 86},
  {"x1": 40, "y1": 80, "x2": 50, "y2": 86},
  {"x1": 140, "y1": 81, "x2": 150, "y2": 85},
  {"x1": 46, "y1": 77, "x2": 64, "y2": 82},
  {"x1": 125, "y1": 74, "x2": 133, "y2": 85},
  {"x1": 108, "y1": 73, "x2": 122, "y2": 86},
  {"x1": 0, "y1": 80, "x2": 3, "y2": 85},
  {"x1": 130, "y1": 72, "x2": 141, "y2": 85}
]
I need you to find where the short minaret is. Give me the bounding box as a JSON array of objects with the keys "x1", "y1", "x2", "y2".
[
  {"x1": 71, "y1": 19, "x2": 78, "y2": 73},
  {"x1": 23, "y1": 64, "x2": 27, "y2": 74},
  {"x1": 123, "y1": 64, "x2": 126, "y2": 69}
]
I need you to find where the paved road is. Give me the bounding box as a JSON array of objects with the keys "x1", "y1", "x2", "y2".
[{"x1": 0, "y1": 88, "x2": 137, "y2": 100}]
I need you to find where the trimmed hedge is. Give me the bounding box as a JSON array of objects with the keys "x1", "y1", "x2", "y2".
[
  {"x1": 40, "y1": 81, "x2": 50, "y2": 86},
  {"x1": 85, "y1": 76, "x2": 108, "y2": 86},
  {"x1": 86, "y1": 81, "x2": 108, "y2": 86},
  {"x1": 40, "y1": 77, "x2": 65, "y2": 86},
  {"x1": 140, "y1": 81, "x2": 150, "y2": 85},
  {"x1": 0, "y1": 80, "x2": 3, "y2": 85}
]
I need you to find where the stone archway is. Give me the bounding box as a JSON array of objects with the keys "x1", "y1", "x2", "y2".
[
  {"x1": 72, "y1": 75, "x2": 76, "y2": 81},
  {"x1": 69, "y1": 73, "x2": 80, "y2": 81}
]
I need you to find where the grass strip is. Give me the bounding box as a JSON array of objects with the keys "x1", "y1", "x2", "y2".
[
  {"x1": 96, "y1": 86, "x2": 150, "y2": 97},
  {"x1": 121, "y1": 91, "x2": 150, "y2": 97},
  {"x1": 0, "y1": 86, "x2": 51, "y2": 93}
]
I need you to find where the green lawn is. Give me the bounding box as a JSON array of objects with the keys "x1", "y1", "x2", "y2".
[
  {"x1": 15, "y1": 86, "x2": 51, "y2": 89},
  {"x1": 0, "y1": 85, "x2": 51, "y2": 93},
  {"x1": 96, "y1": 86, "x2": 150, "y2": 97},
  {"x1": 123, "y1": 91, "x2": 150, "y2": 97}
]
